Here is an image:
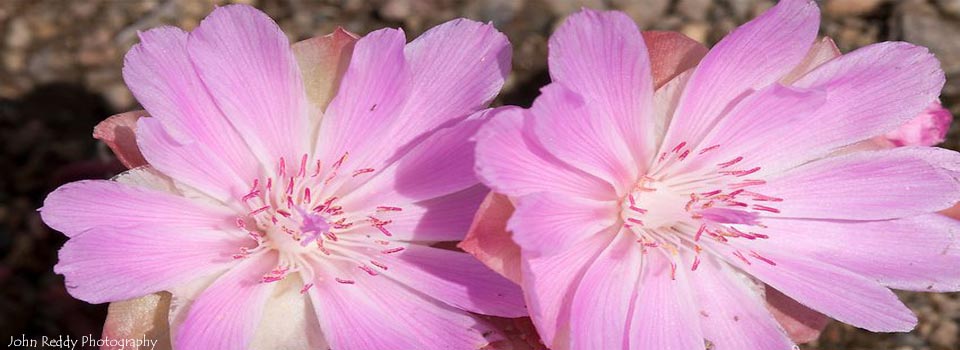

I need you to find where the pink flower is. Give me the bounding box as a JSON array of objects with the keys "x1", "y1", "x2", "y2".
[
  {"x1": 882, "y1": 101, "x2": 953, "y2": 147},
  {"x1": 473, "y1": 0, "x2": 960, "y2": 348},
  {"x1": 40, "y1": 5, "x2": 526, "y2": 349}
]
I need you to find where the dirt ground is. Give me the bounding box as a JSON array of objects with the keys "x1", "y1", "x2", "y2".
[{"x1": 1, "y1": 0, "x2": 958, "y2": 349}]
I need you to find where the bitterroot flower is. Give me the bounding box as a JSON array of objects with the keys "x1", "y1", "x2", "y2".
[
  {"x1": 474, "y1": 0, "x2": 960, "y2": 349},
  {"x1": 41, "y1": 5, "x2": 525, "y2": 349}
]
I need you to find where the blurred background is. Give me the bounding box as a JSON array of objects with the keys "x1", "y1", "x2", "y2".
[{"x1": 1, "y1": 0, "x2": 958, "y2": 349}]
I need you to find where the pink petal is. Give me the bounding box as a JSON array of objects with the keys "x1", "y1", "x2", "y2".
[
  {"x1": 136, "y1": 117, "x2": 249, "y2": 201},
  {"x1": 122, "y1": 26, "x2": 259, "y2": 188},
  {"x1": 291, "y1": 27, "x2": 358, "y2": 112},
  {"x1": 775, "y1": 42, "x2": 946, "y2": 169},
  {"x1": 521, "y1": 230, "x2": 615, "y2": 347},
  {"x1": 686, "y1": 83, "x2": 826, "y2": 173},
  {"x1": 508, "y1": 192, "x2": 618, "y2": 256},
  {"x1": 568, "y1": 233, "x2": 645, "y2": 349},
  {"x1": 312, "y1": 27, "x2": 407, "y2": 172},
  {"x1": 884, "y1": 101, "x2": 953, "y2": 147},
  {"x1": 475, "y1": 107, "x2": 616, "y2": 200},
  {"x1": 308, "y1": 267, "x2": 498, "y2": 350},
  {"x1": 754, "y1": 214, "x2": 960, "y2": 292},
  {"x1": 317, "y1": 18, "x2": 510, "y2": 177},
  {"x1": 40, "y1": 179, "x2": 233, "y2": 237},
  {"x1": 716, "y1": 248, "x2": 917, "y2": 332},
  {"x1": 188, "y1": 4, "x2": 308, "y2": 166},
  {"x1": 781, "y1": 36, "x2": 841, "y2": 84},
  {"x1": 642, "y1": 30, "x2": 708, "y2": 88},
  {"x1": 628, "y1": 250, "x2": 705, "y2": 350},
  {"x1": 765, "y1": 287, "x2": 831, "y2": 344},
  {"x1": 336, "y1": 109, "x2": 492, "y2": 210},
  {"x1": 458, "y1": 193, "x2": 524, "y2": 284},
  {"x1": 549, "y1": 9, "x2": 656, "y2": 173},
  {"x1": 92, "y1": 110, "x2": 149, "y2": 169},
  {"x1": 530, "y1": 84, "x2": 638, "y2": 194},
  {"x1": 176, "y1": 254, "x2": 277, "y2": 350},
  {"x1": 661, "y1": 0, "x2": 820, "y2": 150},
  {"x1": 384, "y1": 184, "x2": 490, "y2": 242},
  {"x1": 687, "y1": 255, "x2": 795, "y2": 349},
  {"x1": 49, "y1": 188, "x2": 247, "y2": 303},
  {"x1": 763, "y1": 148, "x2": 960, "y2": 220},
  {"x1": 378, "y1": 244, "x2": 526, "y2": 318}
]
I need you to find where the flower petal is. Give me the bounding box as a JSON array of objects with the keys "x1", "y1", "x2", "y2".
[
  {"x1": 569, "y1": 232, "x2": 645, "y2": 349},
  {"x1": 763, "y1": 148, "x2": 960, "y2": 220},
  {"x1": 101, "y1": 293, "x2": 172, "y2": 350},
  {"x1": 754, "y1": 214, "x2": 960, "y2": 292},
  {"x1": 176, "y1": 254, "x2": 278, "y2": 350},
  {"x1": 530, "y1": 84, "x2": 638, "y2": 194},
  {"x1": 884, "y1": 101, "x2": 953, "y2": 147},
  {"x1": 378, "y1": 244, "x2": 526, "y2": 318},
  {"x1": 549, "y1": 9, "x2": 656, "y2": 173},
  {"x1": 41, "y1": 179, "x2": 233, "y2": 237},
  {"x1": 521, "y1": 229, "x2": 615, "y2": 347},
  {"x1": 308, "y1": 267, "x2": 498, "y2": 350},
  {"x1": 317, "y1": 18, "x2": 510, "y2": 178},
  {"x1": 772, "y1": 42, "x2": 946, "y2": 169},
  {"x1": 687, "y1": 256, "x2": 795, "y2": 349},
  {"x1": 291, "y1": 27, "x2": 358, "y2": 112},
  {"x1": 508, "y1": 192, "x2": 618, "y2": 256},
  {"x1": 122, "y1": 26, "x2": 259, "y2": 190},
  {"x1": 136, "y1": 117, "x2": 250, "y2": 201},
  {"x1": 475, "y1": 107, "x2": 616, "y2": 200},
  {"x1": 93, "y1": 110, "x2": 149, "y2": 169},
  {"x1": 642, "y1": 30, "x2": 708, "y2": 88},
  {"x1": 251, "y1": 275, "x2": 329, "y2": 349},
  {"x1": 51, "y1": 194, "x2": 246, "y2": 302},
  {"x1": 716, "y1": 248, "x2": 917, "y2": 332},
  {"x1": 336, "y1": 109, "x2": 491, "y2": 210},
  {"x1": 765, "y1": 286, "x2": 830, "y2": 344},
  {"x1": 628, "y1": 250, "x2": 705, "y2": 350},
  {"x1": 661, "y1": 0, "x2": 820, "y2": 150},
  {"x1": 458, "y1": 193, "x2": 523, "y2": 284},
  {"x1": 781, "y1": 36, "x2": 841, "y2": 84},
  {"x1": 384, "y1": 184, "x2": 490, "y2": 242},
  {"x1": 188, "y1": 4, "x2": 308, "y2": 166}
]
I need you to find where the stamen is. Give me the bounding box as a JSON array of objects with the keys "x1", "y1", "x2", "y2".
[
  {"x1": 335, "y1": 278, "x2": 355, "y2": 284},
  {"x1": 750, "y1": 251, "x2": 777, "y2": 265},
  {"x1": 352, "y1": 168, "x2": 375, "y2": 177},
  {"x1": 717, "y1": 156, "x2": 743, "y2": 168},
  {"x1": 698, "y1": 144, "x2": 720, "y2": 154},
  {"x1": 752, "y1": 204, "x2": 781, "y2": 213},
  {"x1": 300, "y1": 283, "x2": 314, "y2": 294},
  {"x1": 376, "y1": 206, "x2": 403, "y2": 212},
  {"x1": 382, "y1": 247, "x2": 405, "y2": 254}
]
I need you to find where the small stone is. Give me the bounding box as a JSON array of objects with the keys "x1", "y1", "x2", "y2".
[
  {"x1": 930, "y1": 321, "x2": 958, "y2": 349},
  {"x1": 677, "y1": 0, "x2": 712, "y2": 21},
  {"x1": 680, "y1": 21, "x2": 710, "y2": 44},
  {"x1": 823, "y1": 0, "x2": 885, "y2": 17},
  {"x1": 937, "y1": 0, "x2": 960, "y2": 18},
  {"x1": 543, "y1": 0, "x2": 606, "y2": 17},
  {"x1": 612, "y1": 0, "x2": 670, "y2": 28},
  {"x1": 5, "y1": 18, "x2": 32, "y2": 49},
  {"x1": 103, "y1": 83, "x2": 135, "y2": 111}
]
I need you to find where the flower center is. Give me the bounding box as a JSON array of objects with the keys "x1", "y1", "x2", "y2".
[
  {"x1": 619, "y1": 141, "x2": 787, "y2": 278},
  {"x1": 228, "y1": 153, "x2": 405, "y2": 290}
]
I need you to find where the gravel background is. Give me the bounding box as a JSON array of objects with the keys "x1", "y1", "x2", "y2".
[{"x1": 1, "y1": 0, "x2": 958, "y2": 349}]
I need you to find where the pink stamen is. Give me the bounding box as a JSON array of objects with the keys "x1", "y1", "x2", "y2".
[
  {"x1": 370, "y1": 260, "x2": 389, "y2": 270},
  {"x1": 753, "y1": 204, "x2": 781, "y2": 213},
  {"x1": 733, "y1": 251, "x2": 751, "y2": 265},
  {"x1": 300, "y1": 283, "x2": 314, "y2": 294},
  {"x1": 249, "y1": 205, "x2": 270, "y2": 216},
  {"x1": 359, "y1": 265, "x2": 378, "y2": 276},
  {"x1": 721, "y1": 166, "x2": 761, "y2": 177},
  {"x1": 698, "y1": 144, "x2": 720, "y2": 154},
  {"x1": 695, "y1": 224, "x2": 706, "y2": 241},
  {"x1": 297, "y1": 154, "x2": 308, "y2": 178},
  {"x1": 352, "y1": 168, "x2": 375, "y2": 177},
  {"x1": 678, "y1": 150, "x2": 691, "y2": 161},
  {"x1": 376, "y1": 206, "x2": 403, "y2": 212},
  {"x1": 717, "y1": 156, "x2": 743, "y2": 168},
  {"x1": 750, "y1": 251, "x2": 777, "y2": 265},
  {"x1": 672, "y1": 142, "x2": 687, "y2": 153},
  {"x1": 382, "y1": 247, "x2": 405, "y2": 254},
  {"x1": 335, "y1": 278, "x2": 355, "y2": 284},
  {"x1": 627, "y1": 218, "x2": 644, "y2": 226},
  {"x1": 691, "y1": 256, "x2": 701, "y2": 271}
]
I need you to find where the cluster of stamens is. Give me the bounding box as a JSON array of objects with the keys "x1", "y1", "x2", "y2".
[
  {"x1": 622, "y1": 141, "x2": 785, "y2": 279},
  {"x1": 228, "y1": 152, "x2": 406, "y2": 292}
]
